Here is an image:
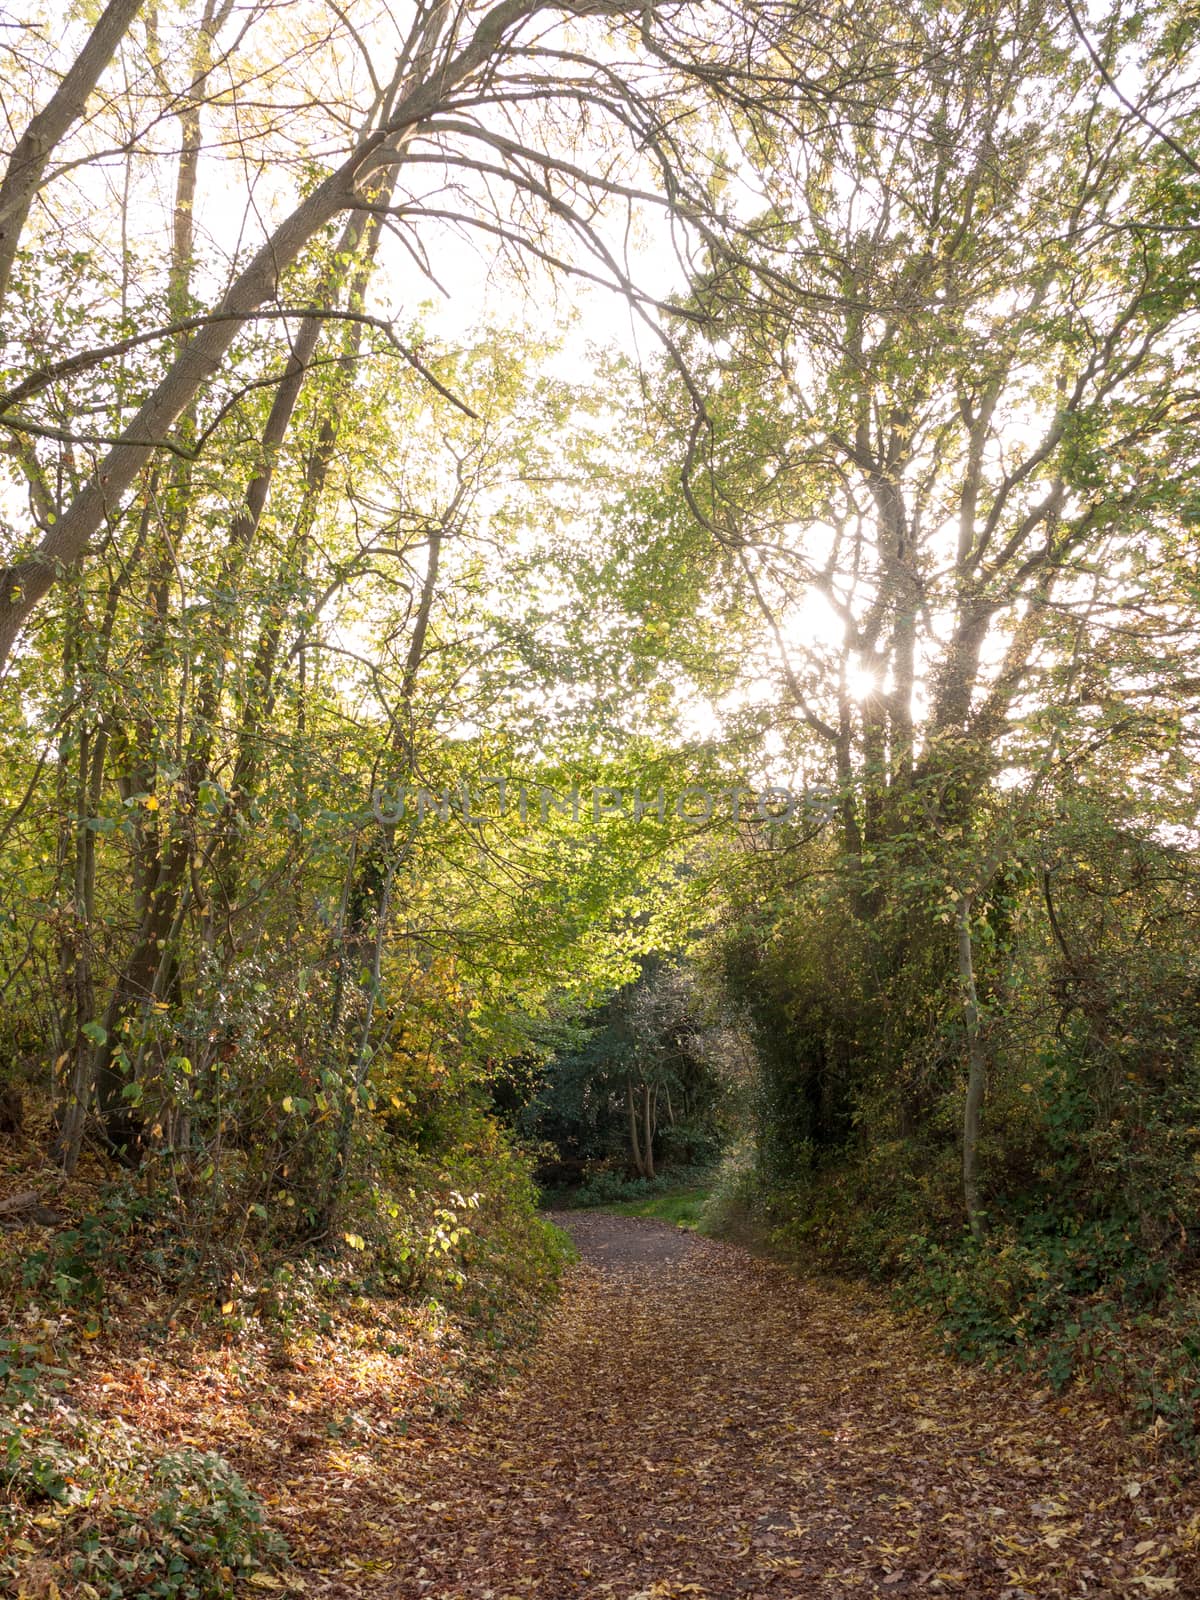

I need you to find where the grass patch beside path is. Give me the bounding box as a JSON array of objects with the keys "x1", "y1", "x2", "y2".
[
  {"x1": 541, "y1": 1165, "x2": 718, "y2": 1224},
  {"x1": 605, "y1": 1185, "x2": 712, "y2": 1230}
]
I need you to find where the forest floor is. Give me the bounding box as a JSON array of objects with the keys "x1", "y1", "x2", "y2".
[
  {"x1": 280, "y1": 1212, "x2": 1200, "y2": 1599},
  {"x1": 10, "y1": 1211, "x2": 1200, "y2": 1598}
]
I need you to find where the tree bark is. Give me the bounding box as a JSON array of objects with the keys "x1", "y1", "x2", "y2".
[
  {"x1": 86, "y1": 5, "x2": 227, "y2": 1156},
  {"x1": 957, "y1": 894, "x2": 987, "y2": 1243},
  {"x1": 321, "y1": 854, "x2": 397, "y2": 1230},
  {"x1": 627, "y1": 1078, "x2": 644, "y2": 1177},
  {"x1": 643, "y1": 1083, "x2": 655, "y2": 1180}
]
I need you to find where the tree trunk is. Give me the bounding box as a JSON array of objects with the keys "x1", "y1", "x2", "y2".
[
  {"x1": 86, "y1": 8, "x2": 223, "y2": 1156},
  {"x1": 957, "y1": 894, "x2": 987, "y2": 1242},
  {"x1": 0, "y1": 0, "x2": 146, "y2": 310},
  {"x1": 642, "y1": 1083, "x2": 655, "y2": 1180},
  {"x1": 320, "y1": 854, "x2": 398, "y2": 1231},
  {"x1": 0, "y1": 0, "x2": 532, "y2": 668},
  {"x1": 627, "y1": 1078, "x2": 644, "y2": 1177},
  {"x1": 206, "y1": 197, "x2": 400, "y2": 920}
]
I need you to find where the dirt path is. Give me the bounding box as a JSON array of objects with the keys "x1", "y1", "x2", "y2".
[{"x1": 300, "y1": 1215, "x2": 1200, "y2": 1598}]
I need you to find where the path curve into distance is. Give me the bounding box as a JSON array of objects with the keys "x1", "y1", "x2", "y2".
[{"x1": 309, "y1": 1213, "x2": 1200, "y2": 1598}]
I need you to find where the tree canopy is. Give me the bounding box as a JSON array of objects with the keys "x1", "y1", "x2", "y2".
[{"x1": 5, "y1": 2, "x2": 1200, "y2": 1582}]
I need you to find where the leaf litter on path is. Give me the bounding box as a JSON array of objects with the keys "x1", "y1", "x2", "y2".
[
  {"x1": 15, "y1": 1214, "x2": 1197, "y2": 1598},
  {"x1": 283, "y1": 1214, "x2": 1200, "y2": 1599}
]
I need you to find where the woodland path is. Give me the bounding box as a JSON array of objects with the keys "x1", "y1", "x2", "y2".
[{"x1": 301, "y1": 1214, "x2": 1200, "y2": 1599}]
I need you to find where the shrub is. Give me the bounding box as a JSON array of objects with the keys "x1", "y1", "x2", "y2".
[
  {"x1": 339, "y1": 1104, "x2": 574, "y2": 1338},
  {"x1": 0, "y1": 1412, "x2": 286, "y2": 1598},
  {"x1": 896, "y1": 1218, "x2": 1200, "y2": 1453},
  {"x1": 568, "y1": 1164, "x2": 715, "y2": 1209}
]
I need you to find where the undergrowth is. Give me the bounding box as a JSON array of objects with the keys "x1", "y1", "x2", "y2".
[
  {"x1": 545, "y1": 1162, "x2": 716, "y2": 1212},
  {"x1": 0, "y1": 1097, "x2": 569, "y2": 1597},
  {"x1": 0, "y1": 1410, "x2": 286, "y2": 1599},
  {"x1": 707, "y1": 1138, "x2": 1200, "y2": 1459}
]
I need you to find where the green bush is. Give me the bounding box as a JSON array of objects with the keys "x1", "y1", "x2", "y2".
[
  {"x1": 896, "y1": 1220, "x2": 1200, "y2": 1453},
  {"x1": 571, "y1": 1168, "x2": 663, "y2": 1207},
  {"x1": 569, "y1": 1164, "x2": 715, "y2": 1210},
  {"x1": 346, "y1": 1104, "x2": 573, "y2": 1338},
  {"x1": 82, "y1": 1448, "x2": 285, "y2": 1598},
  {"x1": 0, "y1": 1412, "x2": 286, "y2": 1598},
  {"x1": 699, "y1": 1142, "x2": 760, "y2": 1235},
  {"x1": 18, "y1": 1180, "x2": 194, "y2": 1314}
]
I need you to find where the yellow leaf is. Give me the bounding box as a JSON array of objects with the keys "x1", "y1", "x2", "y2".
[{"x1": 221, "y1": 1301, "x2": 236, "y2": 1315}]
